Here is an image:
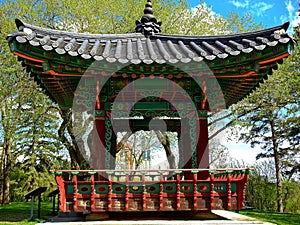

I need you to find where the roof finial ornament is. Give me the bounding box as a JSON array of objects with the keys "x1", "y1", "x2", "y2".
[{"x1": 135, "y1": 0, "x2": 162, "y2": 36}]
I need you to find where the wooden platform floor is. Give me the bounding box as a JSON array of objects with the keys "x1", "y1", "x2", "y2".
[{"x1": 39, "y1": 210, "x2": 274, "y2": 225}]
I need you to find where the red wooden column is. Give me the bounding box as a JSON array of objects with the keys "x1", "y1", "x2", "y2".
[
  {"x1": 181, "y1": 112, "x2": 208, "y2": 170},
  {"x1": 93, "y1": 111, "x2": 107, "y2": 172},
  {"x1": 181, "y1": 118, "x2": 192, "y2": 169},
  {"x1": 196, "y1": 112, "x2": 209, "y2": 180},
  {"x1": 55, "y1": 174, "x2": 66, "y2": 212},
  {"x1": 72, "y1": 172, "x2": 78, "y2": 212},
  {"x1": 110, "y1": 131, "x2": 117, "y2": 170},
  {"x1": 197, "y1": 115, "x2": 209, "y2": 169},
  {"x1": 181, "y1": 118, "x2": 193, "y2": 180},
  {"x1": 90, "y1": 172, "x2": 96, "y2": 212}
]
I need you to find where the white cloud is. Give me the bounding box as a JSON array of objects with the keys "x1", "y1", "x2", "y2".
[
  {"x1": 285, "y1": 0, "x2": 300, "y2": 28},
  {"x1": 229, "y1": 1, "x2": 274, "y2": 17},
  {"x1": 229, "y1": 0, "x2": 249, "y2": 8},
  {"x1": 226, "y1": 142, "x2": 260, "y2": 165},
  {"x1": 279, "y1": 1, "x2": 300, "y2": 32},
  {"x1": 292, "y1": 15, "x2": 300, "y2": 28},
  {"x1": 285, "y1": 0, "x2": 295, "y2": 19},
  {"x1": 216, "y1": 126, "x2": 259, "y2": 165},
  {"x1": 251, "y1": 2, "x2": 274, "y2": 17}
]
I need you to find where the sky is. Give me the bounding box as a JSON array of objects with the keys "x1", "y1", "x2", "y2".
[
  {"x1": 188, "y1": 0, "x2": 300, "y2": 33},
  {"x1": 187, "y1": 0, "x2": 300, "y2": 165}
]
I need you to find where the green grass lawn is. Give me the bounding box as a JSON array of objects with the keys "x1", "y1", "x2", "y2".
[
  {"x1": 0, "y1": 202, "x2": 54, "y2": 225},
  {"x1": 239, "y1": 210, "x2": 300, "y2": 225},
  {"x1": 1, "y1": 203, "x2": 300, "y2": 225}
]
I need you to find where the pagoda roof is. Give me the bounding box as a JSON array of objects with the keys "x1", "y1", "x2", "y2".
[
  {"x1": 8, "y1": 19, "x2": 292, "y2": 65},
  {"x1": 7, "y1": 19, "x2": 294, "y2": 109}
]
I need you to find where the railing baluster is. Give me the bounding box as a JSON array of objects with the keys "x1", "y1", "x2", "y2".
[
  {"x1": 107, "y1": 172, "x2": 113, "y2": 211},
  {"x1": 159, "y1": 172, "x2": 164, "y2": 211},
  {"x1": 54, "y1": 172, "x2": 65, "y2": 212},
  {"x1": 142, "y1": 172, "x2": 146, "y2": 211},
  {"x1": 192, "y1": 170, "x2": 198, "y2": 210},
  {"x1": 176, "y1": 172, "x2": 181, "y2": 210},
  {"x1": 89, "y1": 172, "x2": 96, "y2": 212},
  {"x1": 226, "y1": 171, "x2": 232, "y2": 210},
  {"x1": 209, "y1": 171, "x2": 215, "y2": 210},
  {"x1": 125, "y1": 173, "x2": 129, "y2": 211},
  {"x1": 72, "y1": 172, "x2": 79, "y2": 212}
]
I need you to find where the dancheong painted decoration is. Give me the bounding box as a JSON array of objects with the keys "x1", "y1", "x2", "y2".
[{"x1": 7, "y1": 0, "x2": 294, "y2": 215}]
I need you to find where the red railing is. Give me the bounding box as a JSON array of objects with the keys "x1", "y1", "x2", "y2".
[{"x1": 52, "y1": 169, "x2": 251, "y2": 213}]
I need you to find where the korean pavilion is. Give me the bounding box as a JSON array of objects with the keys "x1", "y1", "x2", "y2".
[{"x1": 7, "y1": 0, "x2": 294, "y2": 216}]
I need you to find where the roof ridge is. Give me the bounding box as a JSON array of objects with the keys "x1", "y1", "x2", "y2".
[
  {"x1": 14, "y1": 19, "x2": 290, "y2": 41},
  {"x1": 13, "y1": 19, "x2": 145, "y2": 39}
]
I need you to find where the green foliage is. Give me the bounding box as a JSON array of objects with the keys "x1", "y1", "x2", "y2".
[
  {"x1": 246, "y1": 162, "x2": 279, "y2": 212},
  {"x1": 230, "y1": 22, "x2": 300, "y2": 211},
  {"x1": 234, "y1": 39, "x2": 300, "y2": 170},
  {"x1": 226, "y1": 11, "x2": 266, "y2": 33},
  {"x1": 282, "y1": 179, "x2": 300, "y2": 213},
  {"x1": 0, "y1": 0, "x2": 69, "y2": 204},
  {"x1": 246, "y1": 161, "x2": 300, "y2": 214}
]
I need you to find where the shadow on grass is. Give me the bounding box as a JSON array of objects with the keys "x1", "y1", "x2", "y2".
[
  {"x1": 0, "y1": 202, "x2": 55, "y2": 224},
  {"x1": 240, "y1": 210, "x2": 300, "y2": 225}
]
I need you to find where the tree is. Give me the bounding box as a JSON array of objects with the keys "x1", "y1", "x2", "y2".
[
  {"x1": 230, "y1": 33, "x2": 300, "y2": 213},
  {"x1": 116, "y1": 131, "x2": 178, "y2": 170},
  {"x1": 226, "y1": 11, "x2": 265, "y2": 33},
  {"x1": 246, "y1": 159, "x2": 300, "y2": 213},
  {"x1": 246, "y1": 160, "x2": 278, "y2": 211},
  {"x1": 0, "y1": 1, "x2": 68, "y2": 205}
]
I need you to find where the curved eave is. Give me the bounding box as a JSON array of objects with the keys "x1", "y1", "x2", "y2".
[
  {"x1": 6, "y1": 19, "x2": 295, "y2": 109},
  {"x1": 7, "y1": 19, "x2": 294, "y2": 65}
]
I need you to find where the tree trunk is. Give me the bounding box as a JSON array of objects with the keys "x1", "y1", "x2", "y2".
[
  {"x1": 116, "y1": 132, "x2": 133, "y2": 154},
  {"x1": 0, "y1": 140, "x2": 5, "y2": 205},
  {"x1": 58, "y1": 108, "x2": 89, "y2": 169},
  {"x1": 270, "y1": 120, "x2": 283, "y2": 212},
  {"x1": 1, "y1": 136, "x2": 13, "y2": 205},
  {"x1": 155, "y1": 131, "x2": 177, "y2": 169}
]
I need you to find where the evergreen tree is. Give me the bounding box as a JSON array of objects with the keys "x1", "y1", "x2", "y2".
[{"x1": 231, "y1": 23, "x2": 300, "y2": 213}]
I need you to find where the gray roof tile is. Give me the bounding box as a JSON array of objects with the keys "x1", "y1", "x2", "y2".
[{"x1": 7, "y1": 19, "x2": 293, "y2": 65}]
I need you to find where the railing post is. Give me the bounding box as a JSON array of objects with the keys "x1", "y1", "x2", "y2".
[
  {"x1": 175, "y1": 171, "x2": 181, "y2": 210},
  {"x1": 159, "y1": 172, "x2": 164, "y2": 211},
  {"x1": 209, "y1": 171, "x2": 215, "y2": 210},
  {"x1": 125, "y1": 172, "x2": 129, "y2": 211},
  {"x1": 141, "y1": 172, "x2": 147, "y2": 211},
  {"x1": 239, "y1": 169, "x2": 251, "y2": 210},
  {"x1": 107, "y1": 172, "x2": 113, "y2": 211},
  {"x1": 72, "y1": 172, "x2": 79, "y2": 212},
  {"x1": 89, "y1": 172, "x2": 96, "y2": 212},
  {"x1": 54, "y1": 172, "x2": 66, "y2": 212},
  {"x1": 226, "y1": 170, "x2": 232, "y2": 210},
  {"x1": 192, "y1": 170, "x2": 198, "y2": 210}
]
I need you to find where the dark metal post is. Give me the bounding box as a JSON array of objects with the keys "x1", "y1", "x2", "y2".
[
  {"x1": 38, "y1": 194, "x2": 41, "y2": 218},
  {"x1": 52, "y1": 195, "x2": 55, "y2": 213},
  {"x1": 30, "y1": 195, "x2": 34, "y2": 220},
  {"x1": 57, "y1": 194, "x2": 59, "y2": 212}
]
